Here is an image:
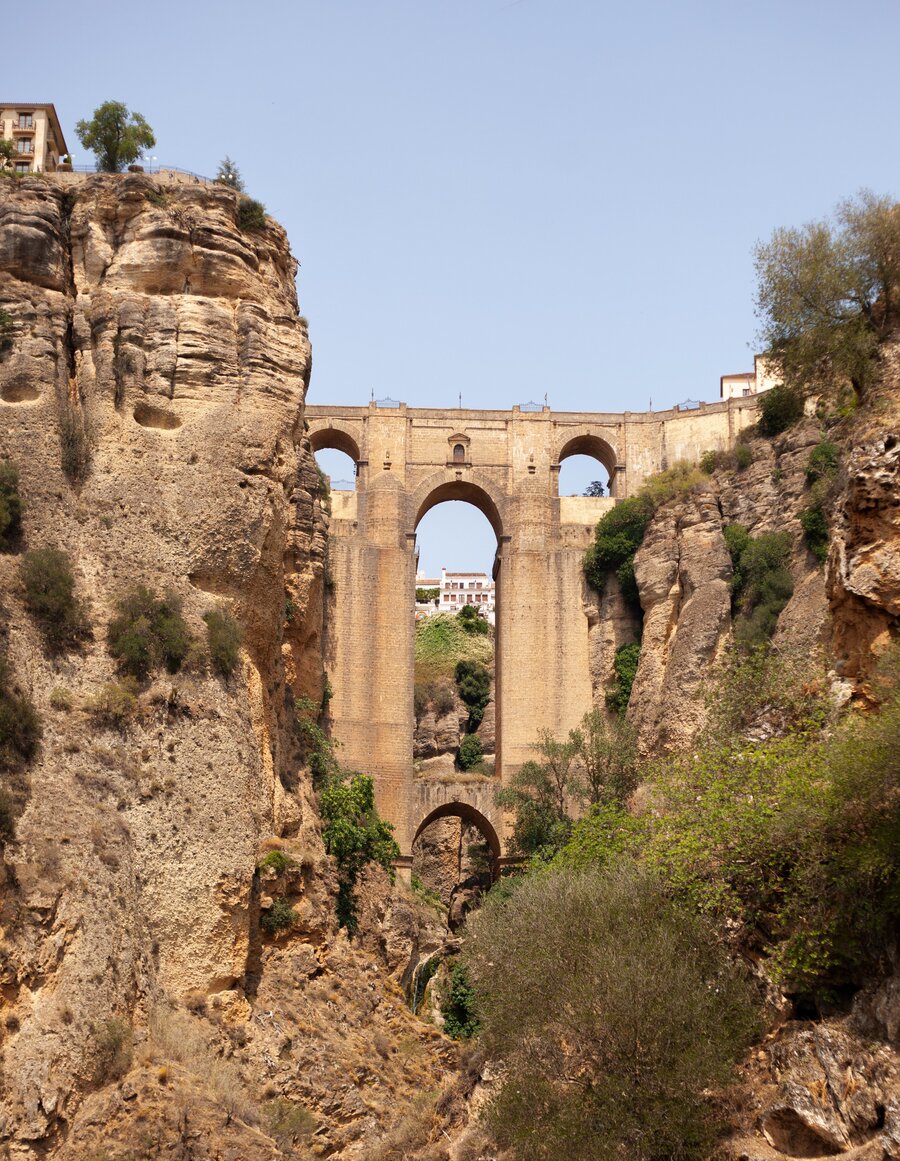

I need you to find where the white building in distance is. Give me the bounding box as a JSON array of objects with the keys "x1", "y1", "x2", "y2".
[{"x1": 720, "y1": 354, "x2": 779, "y2": 400}]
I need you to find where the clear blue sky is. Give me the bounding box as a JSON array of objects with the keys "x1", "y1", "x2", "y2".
[{"x1": 11, "y1": 0, "x2": 899, "y2": 575}]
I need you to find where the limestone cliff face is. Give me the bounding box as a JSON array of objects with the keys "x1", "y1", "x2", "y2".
[
  {"x1": 622, "y1": 398, "x2": 899, "y2": 751},
  {"x1": 0, "y1": 174, "x2": 458, "y2": 1159}
]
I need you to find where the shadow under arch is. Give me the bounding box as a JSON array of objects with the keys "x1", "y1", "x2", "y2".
[
  {"x1": 310, "y1": 425, "x2": 361, "y2": 464},
  {"x1": 413, "y1": 801, "x2": 502, "y2": 870},
  {"x1": 557, "y1": 432, "x2": 617, "y2": 478},
  {"x1": 413, "y1": 478, "x2": 504, "y2": 541}
]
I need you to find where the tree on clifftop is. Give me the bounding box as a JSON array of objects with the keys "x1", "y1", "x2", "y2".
[
  {"x1": 75, "y1": 101, "x2": 155, "y2": 173},
  {"x1": 755, "y1": 190, "x2": 900, "y2": 399}
]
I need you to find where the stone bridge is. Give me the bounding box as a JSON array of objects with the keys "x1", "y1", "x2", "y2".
[{"x1": 306, "y1": 398, "x2": 756, "y2": 862}]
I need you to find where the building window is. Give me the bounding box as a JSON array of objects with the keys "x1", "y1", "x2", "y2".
[
  {"x1": 453, "y1": 443, "x2": 465, "y2": 462},
  {"x1": 15, "y1": 163, "x2": 28, "y2": 173},
  {"x1": 18, "y1": 113, "x2": 33, "y2": 129},
  {"x1": 16, "y1": 138, "x2": 32, "y2": 154}
]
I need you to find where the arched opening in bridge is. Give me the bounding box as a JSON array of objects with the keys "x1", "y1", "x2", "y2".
[
  {"x1": 310, "y1": 428, "x2": 360, "y2": 493},
  {"x1": 557, "y1": 434, "x2": 616, "y2": 498},
  {"x1": 412, "y1": 802, "x2": 499, "y2": 929},
  {"x1": 413, "y1": 483, "x2": 502, "y2": 900}
]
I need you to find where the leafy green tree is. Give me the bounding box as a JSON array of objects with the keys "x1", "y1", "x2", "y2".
[
  {"x1": 319, "y1": 772, "x2": 399, "y2": 930},
  {"x1": 496, "y1": 731, "x2": 581, "y2": 858},
  {"x1": 758, "y1": 384, "x2": 804, "y2": 436},
  {"x1": 215, "y1": 155, "x2": 244, "y2": 190},
  {"x1": 754, "y1": 190, "x2": 900, "y2": 400},
  {"x1": 583, "y1": 479, "x2": 605, "y2": 496},
  {"x1": 455, "y1": 659, "x2": 491, "y2": 727},
  {"x1": 569, "y1": 708, "x2": 638, "y2": 805},
  {"x1": 75, "y1": 101, "x2": 156, "y2": 173},
  {"x1": 465, "y1": 863, "x2": 759, "y2": 1161},
  {"x1": 415, "y1": 586, "x2": 439, "y2": 602},
  {"x1": 0, "y1": 139, "x2": 15, "y2": 168}
]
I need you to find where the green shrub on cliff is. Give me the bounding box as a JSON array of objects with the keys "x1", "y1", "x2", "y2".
[
  {"x1": 0, "y1": 461, "x2": 22, "y2": 548},
  {"x1": 108, "y1": 585, "x2": 193, "y2": 678},
  {"x1": 237, "y1": 197, "x2": 267, "y2": 232},
  {"x1": 203, "y1": 608, "x2": 242, "y2": 676},
  {"x1": 21, "y1": 547, "x2": 90, "y2": 652},
  {"x1": 415, "y1": 613, "x2": 492, "y2": 684},
  {"x1": 584, "y1": 463, "x2": 706, "y2": 610},
  {"x1": 606, "y1": 642, "x2": 640, "y2": 714},
  {"x1": 319, "y1": 772, "x2": 399, "y2": 931},
  {"x1": 724, "y1": 524, "x2": 793, "y2": 645},
  {"x1": 758, "y1": 384, "x2": 804, "y2": 435}
]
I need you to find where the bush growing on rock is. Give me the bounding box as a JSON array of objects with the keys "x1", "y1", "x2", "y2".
[
  {"x1": 20, "y1": 547, "x2": 90, "y2": 652},
  {"x1": 107, "y1": 585, "x2": 193, "y2": 678},
  {"x1": 203, "y1": 608, "x2": 242, "y2": 676},
  {"x1": 0, "y1": 651, "x2": 41, "y2": 840},
  {"x1": 465, "y1": 862, "x2": 759, "y2": 1161},
  {"x1": 85, "y1": 679, "x2": 140, "y2": 730},
  {"x1": 0, "y1": 461, "x2": 22, "y2": 549},
  {"x1": 606, "y1": 641, "x2": 640, "y2": 714},
  {"x1": 319, "y1": 771, "x2": 399, "y2": 930},
  {"x1": 724, "y1": 524, "x2": 794, "y2": 645},
  {"x1": 454, "y1": 660, "x2": 491, "y2": 728},
  {"x1": 758, "y1": 384, "x2": 804, "y2": 436},
  {"x1": 260, "y1": 898, "x2": 297, "y2": 935},
  {"x1": 806, "y1": 440, "x2": 839, "y2": 484},
  {"x1": 458, "y1": 733, "x2": 484, "y2": 771},
  {"x1": 237, "y1": 197, "x2": 267, "y2": 232},
  {"x1": 800, "y1": 503, "x2": 830, "y2": 563}
]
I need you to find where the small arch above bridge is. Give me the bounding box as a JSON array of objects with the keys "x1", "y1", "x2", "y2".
[{"x1": 309, "y1": 424, "x2": 361, "y2": 464}]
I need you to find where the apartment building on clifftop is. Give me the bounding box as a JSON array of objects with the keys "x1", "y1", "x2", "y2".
[{"x1": 0, "y1": 104, "x2": 67, "y2": 173}]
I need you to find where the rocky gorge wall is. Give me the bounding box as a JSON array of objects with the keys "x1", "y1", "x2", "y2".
[{"x1": 0, "y1": 174, "x2": 465, "y2": 1160}]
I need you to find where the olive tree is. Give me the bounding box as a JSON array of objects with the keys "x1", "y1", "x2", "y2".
[
  {"x1": 465, "y1": 863, "x2": 759, "y2": 1161},
  {"x1": 754, "y1": 190, "x2": 900, "y2": 399},
  {"x1": 75, "y1": 101, "x2": 155, "y2": 173}
]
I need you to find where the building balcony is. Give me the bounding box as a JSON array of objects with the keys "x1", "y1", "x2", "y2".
[{"x1": 12, "y1": 123, "x2": 34, "y2": 135}]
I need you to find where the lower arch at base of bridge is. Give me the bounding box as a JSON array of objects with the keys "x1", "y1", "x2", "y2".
[{"x1": 391, "y1": 778, "x2": 514, "y2": 883}]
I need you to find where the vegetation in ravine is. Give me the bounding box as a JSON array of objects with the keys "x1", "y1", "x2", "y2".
[
  {"x1": 552, "y1": 648, "x2": 900, "y2": 998},
  {"x1": 465, "y1": 863, "x2": 759, "y2": 1161},
  {"x1": 606, "y1": 641, "x2": 640, "y2": 713},
  {"x1": 454, "y1": 659, "x2": 491, "y2": 729}
]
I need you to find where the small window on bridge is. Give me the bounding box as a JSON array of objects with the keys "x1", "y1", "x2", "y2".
[{"x1": 453, "y1": 443, "x2": 466, "y2": 463}]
